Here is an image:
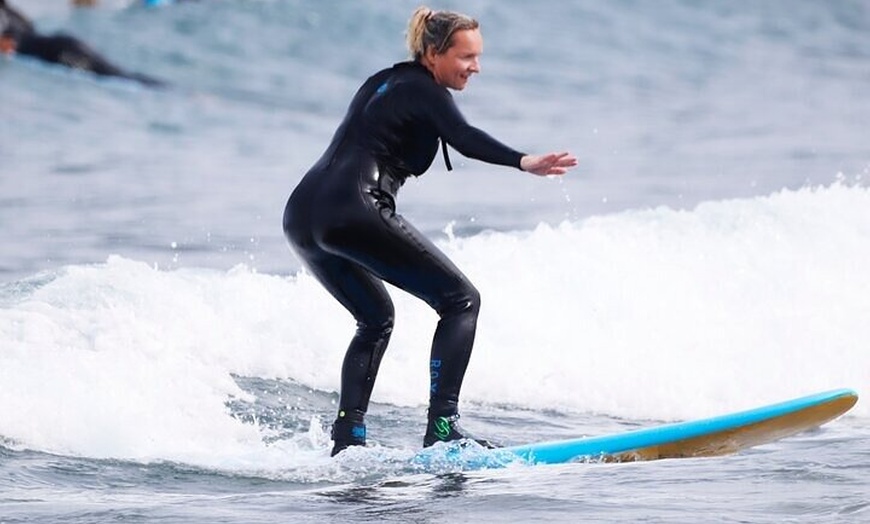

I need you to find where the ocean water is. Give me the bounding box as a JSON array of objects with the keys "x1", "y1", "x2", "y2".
[{"x1": 1, "y1": 0, "x2": 869, "y2": 522}]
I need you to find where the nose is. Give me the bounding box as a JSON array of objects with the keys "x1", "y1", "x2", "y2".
[{"x1": 469, "y1": 57, "x2": 480, "y2": 74}]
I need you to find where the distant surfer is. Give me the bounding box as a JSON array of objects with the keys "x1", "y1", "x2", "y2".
[
  {"x1": 0, "y1": 0, "x2": 164, "y2": 87},
  {"x1": 283, "y1": 6, "x2": 577, "y2": 456}
]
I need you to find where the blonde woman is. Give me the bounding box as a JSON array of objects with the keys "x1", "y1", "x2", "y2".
[{"x1": 284, "y1": 7, "x2": 577, "y2": 456}]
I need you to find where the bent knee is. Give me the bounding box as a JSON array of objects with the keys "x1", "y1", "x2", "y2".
[
  {"x1": 356, "y1": 307, "x2": 395, "y2": 340},
  {"x1": 437, "y1": 284, "x2": 481, "y2": 318}
]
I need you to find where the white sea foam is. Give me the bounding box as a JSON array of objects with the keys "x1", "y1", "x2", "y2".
[{"x1": 1, "y1": 183, "x2": 867, "y2": 465}]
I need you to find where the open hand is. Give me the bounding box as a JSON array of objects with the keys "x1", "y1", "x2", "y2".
[{"x1": 520, "y1": 152, "x2": 578, "y2": 176}]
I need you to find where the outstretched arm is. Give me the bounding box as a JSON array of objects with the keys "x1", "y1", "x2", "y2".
[
  {"x1": 520, "y1": 152, "x2": 578, "y2": 176},
  {"x1": 420, "y1": 81, "x2": 578, "y2": 174},
  {"x1": 0, "y1": 1, "x2": 35, "y2": 40}
]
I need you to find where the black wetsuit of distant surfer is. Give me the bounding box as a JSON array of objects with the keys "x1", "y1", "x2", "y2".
[
  {"x1": 0, "y1": 0, "x2": 163, "y2": 87},
  {"x1": 283, "y1": 61, "x2": 524, "y2": 455}
]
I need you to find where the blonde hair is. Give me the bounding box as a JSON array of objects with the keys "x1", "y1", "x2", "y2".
[{"x1": 406, "y1": 6, "x2": 479, "y2": 61}]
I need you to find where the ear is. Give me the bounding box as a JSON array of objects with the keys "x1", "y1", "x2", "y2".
[{"x1": 424, "y1": 45, "x2": 438, "y2": 64}]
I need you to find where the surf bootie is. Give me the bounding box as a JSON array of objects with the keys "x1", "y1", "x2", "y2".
[
  {"x1": 330, "y1": 409, "x2": 366, "y2": 457},
  {"x1": 423, "y1": 413, "x2": 499, "y2": 449}
]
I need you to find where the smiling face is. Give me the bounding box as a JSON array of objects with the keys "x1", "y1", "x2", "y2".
[{"x1": 423, "y1": 28, "x2": 483, "y2": 91}]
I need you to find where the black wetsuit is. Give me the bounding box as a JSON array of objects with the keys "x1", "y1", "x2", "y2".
[
  {"x1": 1, "y1": 1, "x2": 163, "y2": 87},
  {"x1": 283, "y1": 61, "x2": 524, "y2": 421}
]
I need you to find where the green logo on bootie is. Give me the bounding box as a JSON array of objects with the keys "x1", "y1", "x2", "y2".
[{"x1": 434, "y1": 416, "x2": 451, "y2": 441}]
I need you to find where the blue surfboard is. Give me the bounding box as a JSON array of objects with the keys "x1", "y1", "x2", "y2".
[{"x1": 414, "y1": 388, "x2": 858, "y2": 469}]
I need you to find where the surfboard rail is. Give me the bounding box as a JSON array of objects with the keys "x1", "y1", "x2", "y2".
[{"x1": 504, "y1": 388, "x2": 858, "y2": 465}]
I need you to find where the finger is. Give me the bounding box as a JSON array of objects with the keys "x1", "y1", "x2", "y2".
[{"x1": 550, "y1": 153, "x2": 576, "y2": 167}]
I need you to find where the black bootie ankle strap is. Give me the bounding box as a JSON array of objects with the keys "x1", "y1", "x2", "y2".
[
  {"x1": 423, "y1": 412, "x2": 499, "y2": 449},
  {"x1": 330, "y1": 409, "x2": 366, "y2": 457}
]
